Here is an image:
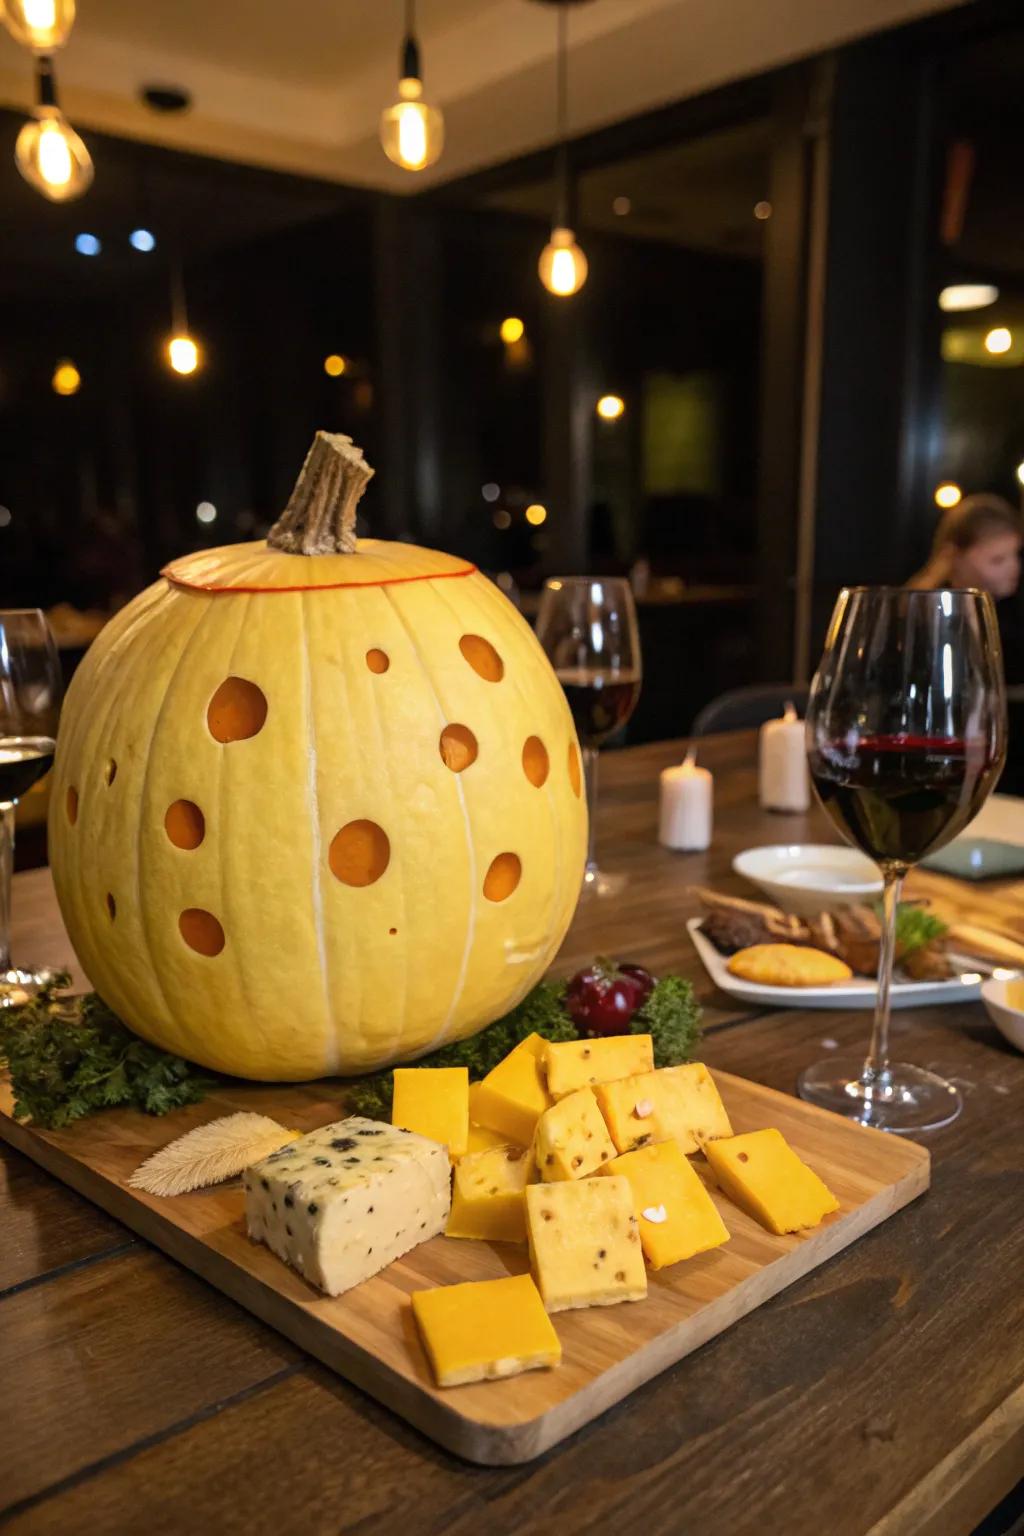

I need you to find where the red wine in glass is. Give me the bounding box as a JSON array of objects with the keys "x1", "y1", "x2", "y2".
[
  {"x1": 809, "y1": 733, "x2": 1002, "y2": 868},
  {"x1": 800, "y1": 586, "x2": 1006, "y2": 1134},
  {"x1": 556, "y1": 668, "x2": 642, "y2": 749},
  {"x1": 0, "y1": 736, "x2": 56, "y2": 805}
]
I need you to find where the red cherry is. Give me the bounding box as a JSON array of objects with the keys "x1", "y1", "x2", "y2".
[{"x1": 619, "y1": 963, "x2": 655, "y2": 1003}]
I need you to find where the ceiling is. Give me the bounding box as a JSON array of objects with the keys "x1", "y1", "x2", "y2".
[{"x1": 0, "y1": 0, "x2": 967, "y2": 192}]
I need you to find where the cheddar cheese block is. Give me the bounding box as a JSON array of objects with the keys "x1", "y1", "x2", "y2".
[
  {"x1": 466, "y1": 1083, "x2": 516, "y2": 1155},
  {"x1": 392, "y1": 1066, "x2": 469, "y2": 1159},
  {"x1": 534, "y1": 1086, "x2": 617, "y2": 1181},
  {"x1": 599, "y1": 1141, "x2": 729, "y2": 1269},
  {"x1": 446, "y1": 1143, "x2": 534, "y2": 1244},
  {"x1": 596, "y1": 1062, "x2": 733, "y2": 1155},
  {"x1": 543, "y1": 1034, "x2": 655, "y2": 1100},
  {"x1": 471, "y1": 1033, "x2": 553, "y2": 1146},
  {"x1": 411, "y1": 1273, "x2": 561, "y2": 1387},
  {"x1": 704, "y1": 1128, "x2": 839, "y2": 1235},
  {"x1": 244, "y1": 1117, "x2": 450, "y2": 1296},
  {"x1": 526, "y1": 1176, "x2": 647, "y2": 1312}
]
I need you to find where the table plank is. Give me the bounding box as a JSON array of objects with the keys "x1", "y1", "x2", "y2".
[{"x1": 0, "y1": 1142, "x2": 133, "y2": 1294}]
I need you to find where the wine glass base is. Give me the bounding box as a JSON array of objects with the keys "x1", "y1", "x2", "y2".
[
  {"x1": 0, "y1": 966, "x2": 61, "y2": 1008},
  {"x1": 580, "y1": 866, "x2": 629, "y2": 900},
  {"x1": 798, "y1": 1056, "x2": 962, "y2": 1134}
]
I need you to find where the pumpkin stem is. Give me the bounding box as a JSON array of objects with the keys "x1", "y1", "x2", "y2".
[{"x1": 267, "y1": 432, "x2": 374, "y2": 555}]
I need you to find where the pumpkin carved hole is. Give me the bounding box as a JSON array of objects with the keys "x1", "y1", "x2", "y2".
[
  {"x1": 522, "y1": 736, "x2": 549, "y2": 788},
  {"x1": 483, "y1": 851, "x2": 521, "y2": 902},
  {"x1": 105, "y1": 892, "x2": 116, "y2": 920},
  {"x1": 329, "y1": 820, "x2": 390, "y2": 887},
  {"x1": 207, "y1": 677, "x2": 268, "y2": 743},
  {"x1": 104, "y1": 759, "x2": 117, "y2": 786},
  {"x1": 165, "y1": 799, "x2": 205, "y2": 850},
  {"x1": 366, "y1": 648, "x2": 390, "y2": 674},
  {"x1": 66, "y1": 786, "x2": 79, "y2": 824},
  {"x1": 180, "y1": 908, "x2": 226, "y2": 957},
  {"x1": 439, "y1": 724, "x2": 478, "y2": 773},
  {"x1": 568, "y1": 742, "x2": 582, "y2": 798},
  {"x1": 459, "y1": 634, "x2": 504, "y2": 683}
]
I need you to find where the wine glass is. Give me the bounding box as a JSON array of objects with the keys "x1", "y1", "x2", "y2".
[
  {"x1": 1, "y1": 609, "x2": 63, "y2": 1006},
  {"x1": 800, "y1": 587, "x2": 1006, "y2": 1133},
  {"x1": 536, "y1": 577, "x2": 642, "y2": 898}
]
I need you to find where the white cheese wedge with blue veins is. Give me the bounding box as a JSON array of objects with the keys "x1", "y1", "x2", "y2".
[{"x1": 243, "y1": 1116, "x2": 451, "y2": 1296}]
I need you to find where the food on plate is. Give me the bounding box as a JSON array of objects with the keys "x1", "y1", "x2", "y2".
[
  {"x1": 48, "y1": 431, "x2": 587, "y2": 1082},
  {"x1": 598, "y1": 1141, "x2": 729, "y2": 1269},
  {"x1": 565, "y1": 959, "x2": 655, "y2": 1036},
  {"x1": 243, "y1": 1116, "x2": 450, "y2": 1296},
  {"x1": 526, "y1": 1176, "x2": 647, "y2": 1311},
  {"x1": 727, "y1": 943, "x2": 854, "y2": 988},
  {"x1": 543, "y1": 1033, "x2": 654, "y2": 1099},
  {"x1": 411, "y1": 1273, "x2": 561, "y2": 1386},
  {"x1": 129, "y1": 1112, "x2": 299, "y2": 1197},
  {"x1": 596, "y1": 1062, "x2": 733, "y2": 1155},
  {"x1": 946, "y1": 923, "x2": 1024, "y2": 970},
  {"x1": 445, "y1": 1143, "x2": 534, "y2": 1243},
  {"x1": 703, "y1": 1129, "x2": 839, "y2": 1235},
  {"x1": 391, "y1": 1066, "x2": 469, "y2": 1159},
  {"x1": 692, "y1": 887, "x2": 808, "y2": 947},
  {"x1": 470, "y1": 1033, "x2": 553, "y2": 1145},
  {"x1": 700, "y1": 907, "x2": 778, "y2": 954},
  {"x1": 534, "y1": 1086, "x2": 617, "y2": 1181}
]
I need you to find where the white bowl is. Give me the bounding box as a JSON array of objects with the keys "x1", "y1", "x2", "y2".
[
  {"x1": 981, "y1": 976, "x2": 1024, "y2": 1053},
  {"x1": 732, "y1": 844, "x2": 882, "y2": 915}
]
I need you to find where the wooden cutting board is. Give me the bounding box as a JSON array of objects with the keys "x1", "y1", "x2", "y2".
[{"x1": 0, "y1": 1070, "x2": 928, "y2": 1465}]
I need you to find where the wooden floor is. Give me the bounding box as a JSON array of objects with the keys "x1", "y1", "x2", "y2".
[{"x1": 3, "y1": 732, "x2": 1024, "y2": 1534}]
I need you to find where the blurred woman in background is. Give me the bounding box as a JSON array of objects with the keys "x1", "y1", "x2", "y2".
[{"x1": 908, "y1": 493, "x2": 1022, "y2": 598}]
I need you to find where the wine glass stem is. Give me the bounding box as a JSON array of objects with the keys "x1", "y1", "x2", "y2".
[
  {"x1": 0, "y1": 802, "x2": 14, "y2": 974},
  {"x1": 583, "y1": 746, "x2": 600, "y2": 878},
  {"x1": 863, "y1": 866, "x2": 904, "y2": 1087}
]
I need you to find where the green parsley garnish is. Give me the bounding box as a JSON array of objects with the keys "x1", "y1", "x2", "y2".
[{"x1": 0, "y1": 977, "x2": 214, "y2": 1129}]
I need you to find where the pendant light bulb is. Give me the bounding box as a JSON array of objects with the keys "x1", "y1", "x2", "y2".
[
  {"x1": 539, "y1": 225, "x2": 588, "y2": 297},
  {"x1": 15, "y1": 106, "x2": 92, "y2": 201},
  {"x1": 167, "y1": 335, "x2": 200, "y2": 375},
  {"x1": 380, "y1": 2, "x2": 443, "y2": 171},
  {"x1": 1, "y1": 0, "x2": 76, "y2": 52}
]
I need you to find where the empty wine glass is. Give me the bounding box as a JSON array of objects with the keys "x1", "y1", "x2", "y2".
[
  {"x1": 536, "y1": 577, "x2": 642, "y2": 898},
  {"x1": 801, "y1": 587, "x2": 1006, "y2": 1132},
  {"x1": 1, "y1": 609, "x2": 63, "y2": 1005}
]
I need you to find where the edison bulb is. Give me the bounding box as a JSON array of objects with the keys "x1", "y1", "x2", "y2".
[
  {"x1": 1, "y1": 0, "x2": 75, "y2": 51},
  {"x1": 167, "y1": 335, "x2": 200, "y2": 375},
  {"x1": 51, "y1": 359, "x2": 80, "y2": 396},
  {"x1": 380, "y1": 77, "x2": 444, "y2": 171},
  {"x1": 539, "y1": 227, "x2": 588, "y2": 297},
  {"x1": 15, "y1": 108, "x2": 93, "y2": 202}
]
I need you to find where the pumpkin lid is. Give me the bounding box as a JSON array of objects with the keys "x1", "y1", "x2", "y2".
[
  {"x1": 162, "y1": 540, "x2": 476, "y2": 594},
  {"x1": 161, "y1": 431, "x2": 475, "y2": 593}
]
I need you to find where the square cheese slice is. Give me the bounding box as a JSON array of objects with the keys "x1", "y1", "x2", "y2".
[
  {"x1": 704, "y1": 1128, "x2": 839, "y2": 1235},
  {"x1": 446, "y1": 1143, "x2": 534, "y2": 1244},
  {"x1": 392, "y1": 1066, "x2": 469, "y2": 1159},
  {"x1": 412, "y1": 1273, "x2": 561, "y2": 1387},
  {"x1": 534, "y1": 1086, "x2": 617, "y2": 1181},
  {"x1": 466, "y1": 1083, "x2": 518, "y2": 1155},
  {"x1": 244, "y1": 1117, "x2": 451, "y2": 1296},
  {"x1": 600, "y1": 1141, "x2": 729, "y2": 1269},
  {"x1": 471, "y1": 1033, "x2": 553, "y2": 1146},
  {"x1": 544, "y1": 1034, "x2": 654, "y2": 1100},
  {"x1": 596, "y1": 1062, "x2": 733, "y2": 1155},
  {"x1": 526, "y1": 1176, "x2": 647, "y2": 1312}
]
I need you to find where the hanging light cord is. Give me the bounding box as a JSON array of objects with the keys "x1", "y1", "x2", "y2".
[
  {"x1": 402, "y1": 0, "x2": 421, "y2": 82},
  {"x1": 36, "y1": 55, "x2": 58, "y2": 109},
  {"x1": 555, "y1": 4, "x2": 569, "y2": 228}
]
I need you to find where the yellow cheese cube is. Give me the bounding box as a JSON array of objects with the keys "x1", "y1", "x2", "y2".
[
  {"x1": 471, "y1": 1034, "x2": 553, "y2": 1146},
  {"x1": 411, "y1": 1273, "x2": 561, "y2": 1387},
  {"x1": 526, "y1": 1176, "x2": 647, "y2": 1312},
  {"x1": 392, "y1": 1066, "x2": 469, "y2": 1158},
  {"x1": 704, "y1": 1128, "x2": 839, "y2": 1235},
  {"x1": 544, "y1": 1034, "x2": 655, "y2": 1100},
  {"x1": 600, "y1": 1141, "x2": 729, "y2": 1269},
  {"x1": 445, "y1": 1143, "x2": 534, "y2": 1243},
  {"x1": 466, "y1": 1083, "x2": 518, "y2": 1155},
  {"x1": 534, "y1": 1086, "x2": 617, "y2": 1181},
  {"x1": 596, "y1": 1062, "x2": 732, "y2": 1155}
]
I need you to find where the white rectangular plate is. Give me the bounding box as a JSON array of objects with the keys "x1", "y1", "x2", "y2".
[{"x1": 687, "y1": 918, "x2": 984, "y2": 1011}]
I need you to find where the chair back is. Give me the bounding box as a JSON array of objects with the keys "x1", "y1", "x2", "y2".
[{"x1": 691, "y1": 683, "x2": 809, "y2": 737}]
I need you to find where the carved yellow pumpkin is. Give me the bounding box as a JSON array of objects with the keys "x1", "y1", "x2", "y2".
[{"x1": 49, "y1": 436, "x2": 587, "y2": 1080}]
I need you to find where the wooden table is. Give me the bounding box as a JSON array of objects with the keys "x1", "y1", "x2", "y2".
[{"x1": 3, "y1": 733, "x2": 1023, "y2": 1536}]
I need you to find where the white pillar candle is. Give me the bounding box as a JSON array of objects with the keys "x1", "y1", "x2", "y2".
[
  {"x1": 659, "y1": 751, "x2": 713, "y2": 851},
  {"x1": 759, "y1": 701, "x2": 810, "y2": 812}
]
